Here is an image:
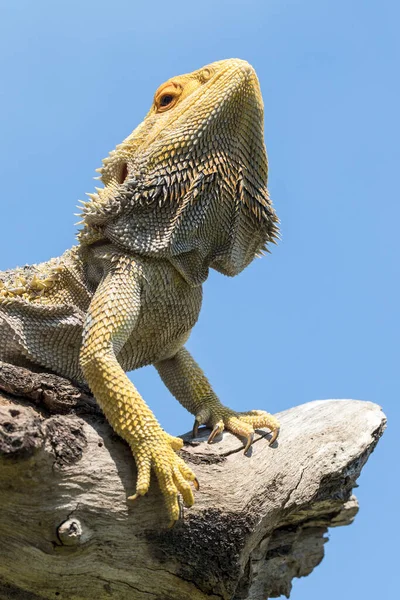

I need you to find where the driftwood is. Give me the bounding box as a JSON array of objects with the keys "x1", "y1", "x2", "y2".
[{"x1": 0, "y1": 361, "x2": 385, "y2": 600}]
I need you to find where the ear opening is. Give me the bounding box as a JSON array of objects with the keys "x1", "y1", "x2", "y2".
[{"x1": 117, "y1": 163, "x2": 128, "y2": 185}]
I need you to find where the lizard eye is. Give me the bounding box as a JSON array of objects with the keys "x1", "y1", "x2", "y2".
[
  {"x1": 159, "y1": 94, "x2": 174, "y2": 107},
  {"x1": 154, "y1": 82, "x2": 181, "y2": 113}
]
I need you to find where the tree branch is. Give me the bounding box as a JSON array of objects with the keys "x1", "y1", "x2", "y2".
[{"x1": 0, "y1": 361, "x2": 385, "y2": 600}]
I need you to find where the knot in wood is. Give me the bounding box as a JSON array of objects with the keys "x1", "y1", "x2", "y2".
[{"x1": 57, "y1": 518, "x2": 83, "y2": 546}]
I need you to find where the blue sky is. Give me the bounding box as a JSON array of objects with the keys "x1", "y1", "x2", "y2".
[{"x1": 0, "y1": 1, "x2": 398, "y2": 597}]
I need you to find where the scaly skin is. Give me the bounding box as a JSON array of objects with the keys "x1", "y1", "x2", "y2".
[{"x1": 0, "y1": 59, "x2": 280, "y2": 524}]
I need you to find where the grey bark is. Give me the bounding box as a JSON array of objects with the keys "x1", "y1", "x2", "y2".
[{"x1": 0, "y1": 361, "x2": 385, "y2": 600}]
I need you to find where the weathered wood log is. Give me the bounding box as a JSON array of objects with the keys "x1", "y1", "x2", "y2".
[{"x1": 0, "y1": 361, "x2": 385, "y2": 600}]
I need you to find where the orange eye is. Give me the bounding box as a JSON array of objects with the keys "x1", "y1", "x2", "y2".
[{"x1": 154, "y1": 82, "x2": 181, "y2": 113}]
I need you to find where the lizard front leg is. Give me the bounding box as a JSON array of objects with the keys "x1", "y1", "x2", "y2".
[
  {"x1": 155, "y1": 347, "x2": 279, "y2": 452},
  {"x1": 80, "y1": 256, "x2": 198, "y2": 525}
]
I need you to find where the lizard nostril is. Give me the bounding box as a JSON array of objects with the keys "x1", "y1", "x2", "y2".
[{"x1": 117, "y1": 163, "x2": 128, "y2": 185}]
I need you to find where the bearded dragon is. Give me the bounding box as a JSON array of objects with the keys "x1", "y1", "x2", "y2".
[{"x1": 0, "y1": 59, "x2": 280, "y2": 525}]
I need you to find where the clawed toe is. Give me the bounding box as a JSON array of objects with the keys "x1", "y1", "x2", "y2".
[
  {"x1": 207, "y1": 420, "x2": 224, "y2": 444},
  {"x1": 192, "y1": 419, "x2": 200, "y2": 438},
  {"x1": 243, "y1": 431, "x2": 254, "y2": 454},
  {"x1": 127, "y1": 492, "x2": 141, "y2": 502},
  {"x1": 192, "y1": 405, "x2": 279, "y2": 458},
  {"x1": 268, "y1": 426, "x2": 280, "y2": 446}
]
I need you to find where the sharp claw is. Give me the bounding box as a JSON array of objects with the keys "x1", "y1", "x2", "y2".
[
  {"x1": 243, "y1": 431, "x2": 254, "y2": 454},
  {"x1": 192, "y1": 419, "x2": 199, "y2": 438},
  {"x1": 168, "y1": 519, "x2": 179, "y2": 529},
  {"x1": 269, "y1": 427, "x2": 280, "y2": 446},
  {"x1": 193, "y1": 477, "x2": 200, "y2": 491},
  {"x1": 127, "y1": 493, "x2": 141, "y2": 502},
  {"x1": 207, "y1": 423, "x2": 221, "y2": 444}
]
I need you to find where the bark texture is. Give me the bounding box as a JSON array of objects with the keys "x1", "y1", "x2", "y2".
[{"x1": 0, "y1": 361, "x2": 385, "y2": 600}]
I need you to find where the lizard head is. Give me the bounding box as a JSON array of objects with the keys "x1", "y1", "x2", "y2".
[{"x1": 78, "y1": 59, "x2": 279, "y2": 283}]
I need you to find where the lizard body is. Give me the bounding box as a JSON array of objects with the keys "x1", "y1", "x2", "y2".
[{"x1": 0, "y1": 59, "x2": 280, "y2": 524}]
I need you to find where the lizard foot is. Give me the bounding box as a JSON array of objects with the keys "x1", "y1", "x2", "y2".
[
  {"x1": 193, "y1": 406, "x2": 279, "y2": 453},
  {"x1": 128, "y1": 430, "x2": 199, "y2": 526}
]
